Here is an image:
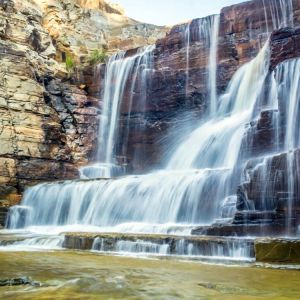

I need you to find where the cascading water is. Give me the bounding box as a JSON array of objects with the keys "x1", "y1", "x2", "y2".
[
  {"x1": 90, "y1": 236, "x2": 253, "y2": 260},
  {"x1": 3, "y1": 1, "x2": 299, "y2": 258},
  {"x1": 168, "y1": 43, "x2": 269, "y2": 170},
  {"x1": 262, "y1": 0, "x2": 294, "y2": 32},
  {"x1": 282, "y1": 60, "x2": 300, "y2": 234},
  {"x1": 185, "y1": 21, "x2": 191, "y2": 97},
  {"x1": 207, "y1": 15, "x2": 220, "y2": 115},
  {"x1": 80, "y1": 45, "x2": 155, "y2": 179},
  {"x1": 184, "y1": 15, "x2": 220, "y2": 115},
  {"x1": 7, "y1": 44, "x2": 270, "y2": 234},
  {"x1": 244, "y1": 58, "x2": 300, "y2": 235}
]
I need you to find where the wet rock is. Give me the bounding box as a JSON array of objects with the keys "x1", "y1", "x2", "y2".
[
  {"x1": 236, "y1": 150, "x2": 300, "y2": 215},
  {"x1": 0, "y1": 277, "x2": 41, "y2": 287},
  {"x1": 255, "y1": 238, "x2": 300, "y2": 263},
  {"x1": 192, "y1": 223, "x2": 290, "y2": 237},
  {"x1": 0, "y1": 207, "x2": 8, "y2": 227},
  {"x1": 241, "y1": 110, "x2": 283, "y2": 158},
  {"x1": 233, "y1": 211, "x2": 278, "y2": 225},
  {"x1": 63, "y1": 232, "x2": 255, "y2": 258},
  {"x1": 270, "y1": 27, "x2": 300, "y2": 70},
  {"x1": 198, "y1": 282, "x2": 217, "y2": 290},
  {"x1": 111, "y1": 0, "x2": 300, "y2": 171},
  {"x1": 232, "y1": 169, "x2": 300, "y2": 234}
]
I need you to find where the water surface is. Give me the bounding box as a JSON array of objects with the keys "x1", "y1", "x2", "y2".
[{"x1": 0, "y1": 251, "x2": 300, "y2": 299}]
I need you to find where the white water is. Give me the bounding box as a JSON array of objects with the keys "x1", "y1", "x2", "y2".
[
  {"x1": 278, "y1": 59, "x2": 300, "y2": 230},
  {"x1": 262, "y1": 0, "x2": 294, "y2": 32},
  {"x1": 0, "y1": 233, "x2": 64, "y2": 251},
  {"x1": 238, "y1": 57, "x2": 300, "y2": 238},
  {"x1": 281, "y1": 59, "x2": 300, "y2": 152},
  {"x1": 185, "y1": 15, "x2": 220, "y2": 115},
  {"x1": 81, "y1": 45, "x2": 155, "y2": 178},
  {"x1": 208, "y1": 15, "x2": 220, "y2": 115},
  {"x1": 91, "y1": 237, "x2": 252, "y2": 260},
  {"x1": 168, "y1": 43, "x2": 269, "y2": 169},
  {"x1": 115, "y1": 240, "x2": 170, "y2": 255},
  {"x1": 6, "y1": 170, "x2": 229, "y2": 230}
]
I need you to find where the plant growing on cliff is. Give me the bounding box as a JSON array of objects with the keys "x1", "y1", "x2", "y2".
[
  {"x1": 88, "y1": 49, "x2": 108, "y2": 65},
  {"x1": 65, "y1": 55, "x2": 75, "y2": 73}
]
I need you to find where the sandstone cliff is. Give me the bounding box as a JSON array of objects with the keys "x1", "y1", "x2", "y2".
[{"x1": 0, "y1": 0, "x2": 166, "y2": 203}]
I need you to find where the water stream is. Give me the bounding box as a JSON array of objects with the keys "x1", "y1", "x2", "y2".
[
  {"x1": 80, "y1": 45, "x2": 155, "y2": 178},
  {"x1": 1, "y1": 251, "x2": 299, "y2": 300}
]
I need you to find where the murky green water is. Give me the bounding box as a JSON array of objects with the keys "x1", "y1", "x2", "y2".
[{"x1": 0, "y1": 251, "x2": 299, "y2": 299}]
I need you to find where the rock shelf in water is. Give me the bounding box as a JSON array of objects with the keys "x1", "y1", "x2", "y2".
[{"x1": 62, "y1": 232, "x2": 300, "y2": 263}]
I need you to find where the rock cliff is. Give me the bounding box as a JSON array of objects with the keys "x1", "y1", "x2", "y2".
[
  {"x1": 0, "y1": 0, "x2": 166, "y2": 202},
  {"x1": 112, "y1": 0, "x2": 300, "y2": 172}
]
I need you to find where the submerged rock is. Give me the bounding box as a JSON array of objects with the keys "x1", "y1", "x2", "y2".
[
  {"x1": 0, "y1": 207, "x2": 8, "y2": 227},
  {"x1": 0, "y1": 277, "x2": 41, "y2": 287},
  {"x1": 197, "y1": 282, "x2": 217, "y2": 290}
]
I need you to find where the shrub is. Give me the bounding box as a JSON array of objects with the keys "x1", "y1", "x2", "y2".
[
  {"x1": 89, "y1": 49, "x2": 107, "y2": 65},
  {"x1": 65, "y1": 55, "x2": 75, "y2": 73}
]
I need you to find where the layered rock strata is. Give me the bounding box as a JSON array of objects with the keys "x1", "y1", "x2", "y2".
[
  {"x1": 0, "y1": 0, "x2": 166, "y2": 201},
  {"x1": 112, "y1": 0, "x2": 300, "y2": 172}
]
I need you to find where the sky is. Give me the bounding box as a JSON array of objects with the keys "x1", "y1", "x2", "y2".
[{"x1": 112, "y1": 0, "x2": 244, "y2": 26}]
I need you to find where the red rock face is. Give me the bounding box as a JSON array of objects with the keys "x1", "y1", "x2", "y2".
[
  {"x1": 82, "y1": 0, "x2": 300, "y2": 233},
  {"x1": 99, "y1": 0, "x2": 300, "y2": 172},
  {"x1": 270, "y1": 27, "x2": 300, "y2": 69},
  {"x1": 3, "y1": 0, "x2": 300, "y2": 201}
]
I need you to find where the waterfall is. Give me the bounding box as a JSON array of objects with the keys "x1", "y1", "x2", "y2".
[
  {"x1": 272, "y1": 59, "x2": 300, "y2": 233},
  {"x1": 168, "y1": 43, "x2": 269, "y2": 170},
  {"x1": 91, "y1": 237, "x2": 252, "y2": 259},
  {"x1": 4, "y1": 1, "x2": 299, "y2": 257},
  {"x1": 185, "y1": 15, "x2": 220, "y2": 115},
  {"x1": 80, "y1": 45, "x2": 155, "y2": 179},
  {"x1": 208, "y1": 15, "x2": 220, "y2": 116},
  {"x1": 239, "y1": 58, "x2": 300, "y2": 236},
  {"x1": 7, "y1": 44, "x2": 270, "y2": 233},
  {"x1": 281, "y1": 59, "x2": 300, "y2": 151},
  {"x1": 262, "y1": 0, "x2": 294, "y2": 32},
  {"x1": 185, "y1": 21, "x2": 191, "y2": 97}
]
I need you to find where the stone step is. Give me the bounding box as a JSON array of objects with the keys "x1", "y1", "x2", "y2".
[
  {"x1": 0, "y1": 232, "x2": 27, "y2": 246},
  {"x1": 233, "y1": 211, "x2": 277, "y2": 224},
  {"x1": 63, "y1": 232, "x2": 255, "y2": 259},
  {"x1": 62, "y1": 232, "x2": 300, "y2": 264},
  {"x1": 191, "y1": 223, "x2": 297, "y2": 237},
  {"x1": 255, "y1": 238, "x2": 300, "y2": 263}
]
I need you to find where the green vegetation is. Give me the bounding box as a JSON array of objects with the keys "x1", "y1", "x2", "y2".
[
  {"x1": 88, "y1": 49, "x2": 108, "y2": 65},
  {"x1": 65, "y1": 55, "x2": 75, "y2": 73}
]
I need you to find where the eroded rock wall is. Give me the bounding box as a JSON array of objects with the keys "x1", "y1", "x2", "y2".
[
  {"x1": 0, "y1": 0, "x2": 166, "y2": 202},
  {"x1": 113, "y1": 0, "x2": 300, "y2": 172}
]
